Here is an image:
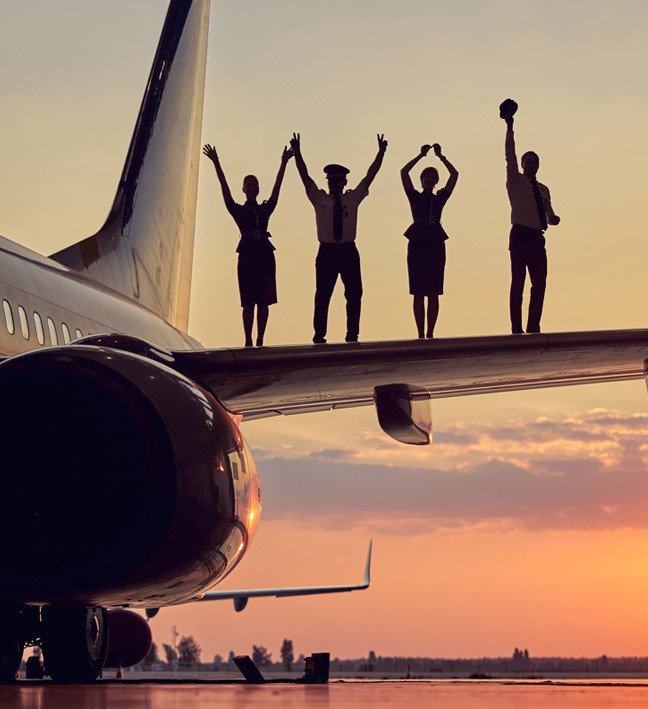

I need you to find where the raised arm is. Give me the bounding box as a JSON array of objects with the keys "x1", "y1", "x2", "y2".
[
  {"x1": 269, "y1": 146, "x2": 294, "y2": 204},
  {"x1": 202, "y1": 144, "x2": 234, "y2": 206},
  {"x1": 289, "y1": 133, "x2": 316, "y2": 196},
  {"x1": 504, "y1": 116, "x2": 519, "y2": 181},
  {"x1": 401, "y1": 145, "x2": 430, "y2": 193},
  {"x1": 433, "y1": 143, "x2": 459, "y2": 195},
  {"x1": 358, "y1": 134, "x2": 388, "y2": 192}
]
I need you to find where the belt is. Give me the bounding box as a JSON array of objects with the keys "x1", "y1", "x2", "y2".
[
  {"x1": 318, "y1": 241, "x2": 356, "y2": 248},
  {"x1": 240, "y1": 231, "x2": 268, "y2": 240}
]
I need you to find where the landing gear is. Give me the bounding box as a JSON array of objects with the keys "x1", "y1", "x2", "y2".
[
  {"x1": 42, "y1": 606, "x2": 108, "y2": 683},
  {"x1": 0, "y1": 638, "x2": 22, "y2": 683},
  {"x1": 0, "y1": 607, "x2": 24, "y2": 683}
]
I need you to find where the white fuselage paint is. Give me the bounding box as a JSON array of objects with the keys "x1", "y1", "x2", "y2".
[{"x1": 0, "y1": 235, "x2": 199, "y2": 357}]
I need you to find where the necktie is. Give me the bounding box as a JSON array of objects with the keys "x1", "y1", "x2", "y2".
[
  {"x1": 333, "y1": 194, "x2": 343, "y2": 242},
  {"x1": 530, "y1": 178, "x2": 548, "y2": 232}
]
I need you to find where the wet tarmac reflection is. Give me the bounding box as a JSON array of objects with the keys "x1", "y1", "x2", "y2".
[{"x1": 5, "y1": 680, "x2": 648, "y2": 709}]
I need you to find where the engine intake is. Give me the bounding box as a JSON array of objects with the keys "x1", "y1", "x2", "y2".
[{"x1": 0, "y1": 345, "x2": 259, "y2": 607}]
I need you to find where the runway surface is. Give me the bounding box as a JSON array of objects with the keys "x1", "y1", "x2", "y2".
[{"x1": 5, "y1": 680, "x2": 648, "y2": 708}]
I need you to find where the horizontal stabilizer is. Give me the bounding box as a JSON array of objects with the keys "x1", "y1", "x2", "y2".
[{"x1": 192, "y1": 541, "x2": 372, "y2": 611}]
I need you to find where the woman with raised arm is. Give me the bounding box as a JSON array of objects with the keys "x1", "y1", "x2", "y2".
[
  {"x1": 202, "y1": 144, "x2": 293, "y2": 346},
  {"x1": 400, "y1": 143, "x2": 458, "y2": 339}
]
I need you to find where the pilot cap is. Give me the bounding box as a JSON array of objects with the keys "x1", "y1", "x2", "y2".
[
  {"x1": 499, "y1": 98, "x2": 518, "y2": 120},
  {"x1": 323, "y1": 164, "x2": 350, "y2": 177}
]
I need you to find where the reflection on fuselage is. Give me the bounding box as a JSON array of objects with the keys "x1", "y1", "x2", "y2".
[{"x1": 0, "y1": 235, "x2": 198, "y2": 360}]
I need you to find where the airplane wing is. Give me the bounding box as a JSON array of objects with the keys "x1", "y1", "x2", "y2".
[
  {"x1": 170, "y1": 329, "x2": 648, "y2": 442},
  {"x1": 191, "y1": 541, "x2": 372, "y2": 612}
]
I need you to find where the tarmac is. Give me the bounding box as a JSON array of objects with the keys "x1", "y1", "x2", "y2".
[{"x1": 6, "y1": 678, "x2": 648, "y2": 709}]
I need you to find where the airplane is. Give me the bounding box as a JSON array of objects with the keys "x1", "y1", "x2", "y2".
[{"x1": 1, "y1": 0, "x2": 648, "y2": 684}]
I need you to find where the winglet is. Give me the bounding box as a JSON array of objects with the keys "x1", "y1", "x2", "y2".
[{"x1": 363, "y1": 539, "x2": 373, "y2": 588}]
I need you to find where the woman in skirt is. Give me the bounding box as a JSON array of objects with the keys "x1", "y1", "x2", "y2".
[
  {"x1": 400, "y1": 143, "x2": 458, "y2": 338},
  {"x1": 203, "y1": 143, "x2": 293, "y2": 346}
]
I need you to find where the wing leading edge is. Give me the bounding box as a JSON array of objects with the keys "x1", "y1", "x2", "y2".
[
  {"x1": 171, "y1": 329, "x2": 648, "y2": 420},
  {"x1": 192, "y1": 541, "x2": 372, "y2": 612}
]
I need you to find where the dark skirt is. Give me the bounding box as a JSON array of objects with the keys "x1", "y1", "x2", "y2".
[
  {"x1": 237, "y1": 246, "x2": 277, "y2": 307},
  {"x1": 407, "y1": 238, "x2": 446, "y2": 296}
]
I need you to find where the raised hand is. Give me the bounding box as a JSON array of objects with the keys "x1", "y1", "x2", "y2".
[
  {"x1": 290, "y1": 132, "x2": 301, "y2": 155},
  {"x1": 432, "y1": 143, "x2": 442, "y2": 158},
  {"x1": 202, "y1": 144, "x2": 218, "y2": 163},
  {"x1": 377, "y1": 133, "x2": 388, "y2": 154},
  {"x1": 281, "y1": 146, "x2": 294, "y2": 163},
  {"x1": 420, "y1": 144, "x2": 432, "y2": 156}
]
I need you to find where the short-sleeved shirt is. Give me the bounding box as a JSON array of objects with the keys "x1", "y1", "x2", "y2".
[
  {"x1": 307, "y1": 182, "x2": 369, "y2": 243},
  {"x1": 403, "y1": 187, "x2": 450, "y2": 241},
  {"x1": 225, "y1": 198, "x2": 276, "y2": 252}
]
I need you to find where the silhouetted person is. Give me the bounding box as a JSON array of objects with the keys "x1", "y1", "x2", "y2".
[
  {"x1": 501, "y1": 100, "x2": 561, "y2": 334},
  {"x1": 290, "y1": 132, "x2": 387, "y2": 343},
  {"x1": 203, "y1": 143, "x2": 293, "y2": 346},
  {"x1": 401, "y1": 143, "x2": 459, "y2": 338}
]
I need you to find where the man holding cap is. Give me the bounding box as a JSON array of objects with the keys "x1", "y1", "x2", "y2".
[
  {"x1": 500, "y1": 99, "x2": 561, "y2": 334},
  {"x1": 290, "y1": 132, "x2": 387, "y2": 343}
]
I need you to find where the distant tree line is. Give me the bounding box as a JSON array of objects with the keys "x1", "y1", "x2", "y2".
[{"x1": 139, "y1": 641, "x2": 648, "y2": 675}]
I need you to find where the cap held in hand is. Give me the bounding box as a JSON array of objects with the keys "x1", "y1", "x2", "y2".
[{"x1": 499, "y1": 98, "x2": 518, "y2": 120}]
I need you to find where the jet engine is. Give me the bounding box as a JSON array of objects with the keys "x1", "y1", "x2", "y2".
[
  {"x1": 104, "y1": 609, "x2": 153, "y2": 668},
  {"x1": 0, "y1": 344, "x2": 261, "y2": 608}
]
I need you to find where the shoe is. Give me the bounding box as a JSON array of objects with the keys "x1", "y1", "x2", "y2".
[
  {"x1": 526, "y1": 328, "x2": 541, "y2": 334},
  {"x1": 313, "y1": 336, "x2": 327, "y2": 344},
  {"x1": 345, "y1": 336, "x2": 358, "y2": 343},
  {"x1": 511, "y1": 329, "x2": 524, "y2": 335}
]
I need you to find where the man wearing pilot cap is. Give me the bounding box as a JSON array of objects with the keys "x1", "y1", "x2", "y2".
[{"x1": 290, "y1": 133, "x2": 388, "y2": 343}]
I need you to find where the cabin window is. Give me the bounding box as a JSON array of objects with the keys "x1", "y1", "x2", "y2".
[
  {"x1": 17, "y1": 306, "x2": 29, "y2": 340},
  {"x1": 75, "y1": 328, "x2": 83, "y2": 339},
  {"x1": 33, "y1": 312, "x2": 45, "y2": 345},
  {"x1": 61, "y1": 323, "x2": 71, "y2": 344},
  {"x1": 47, "y1": 317, "x2": 58, "y2": 345},
  {"x1": 2, "y1": 300, "x2": 14, "y2": 335}
]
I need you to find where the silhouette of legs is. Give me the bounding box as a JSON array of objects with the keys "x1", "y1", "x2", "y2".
[
  {"x1": 242, "y1": 306, "x2": 254, "y2": 347},
  {"x1": 256, "y1": 305, "x2": 269, "y2": 346},
  {"x1": 509, "y1": 242, "x2": 547, "y2": 334},
  {"x1": 426, "y1": 295, "x2": 439, "y2": 338},
  {"x1": 509, "y1": 250, "x2": 527, "y2": 334},
  {"x1": 413, "y1": 295, "x2": 425, "y2": 338},
  {"x1": 412, "y1": 295, "x2": 440, "y2": 339},
  {"x1": 339, "y1": 246, "x2": 362, "y2": 342},
  {"x1": 526, "y1": 249, "x2": 547, "y2": 333},
  {"x1": 313, "y1": 247, "x2": 338, "y2": 343},
  {"x1": 313, "y1": 244, "x2": 362, "y2": 342}
]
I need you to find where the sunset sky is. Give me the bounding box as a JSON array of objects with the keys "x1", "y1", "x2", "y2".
[{"x1": 2, "y1": 0, "x2": 648, "y2": 662}]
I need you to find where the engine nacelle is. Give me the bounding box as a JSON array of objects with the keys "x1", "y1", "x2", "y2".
[
  {"x1": 104, "y1": 609, "x2": 152, "y2": 668},
  {"x1": 0, "y1": 345, "x2": 261, "y2": 607}
]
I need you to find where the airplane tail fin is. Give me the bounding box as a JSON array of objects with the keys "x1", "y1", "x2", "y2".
[{"x1": 50, "y1": 0, "x2": 210, "y2": 331}]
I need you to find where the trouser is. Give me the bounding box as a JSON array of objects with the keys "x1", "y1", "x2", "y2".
[
  {"x1": 313, "y1": 242, "x2": 363, "y2": 341},
  {"x1": 508, "y1": 225, "x2": 547, "y2": 333}
]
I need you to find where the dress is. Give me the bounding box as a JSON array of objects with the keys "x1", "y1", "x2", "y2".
[
  {"x1": 225, "y1": 198, "x2": 277, "y2": 307},
  {"x1": 403, "y1": 187, "x2": 450, "y2": 296}
]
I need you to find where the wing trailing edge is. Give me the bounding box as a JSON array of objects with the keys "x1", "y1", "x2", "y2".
[{"x1": 170, "y1": 329, "x2": 648, "y2": 420}]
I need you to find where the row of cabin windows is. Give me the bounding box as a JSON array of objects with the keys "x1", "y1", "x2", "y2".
[{"x1": 2, "y1": 299, "x2": 84, "y2": 346}]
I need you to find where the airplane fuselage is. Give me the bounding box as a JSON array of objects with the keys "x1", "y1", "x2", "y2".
[{"x1": 0, "y1": 235, "x2": 196, "y2": 356}]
